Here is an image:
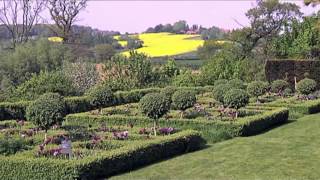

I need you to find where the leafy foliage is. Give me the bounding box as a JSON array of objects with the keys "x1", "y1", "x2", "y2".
[
  {"x1": 86, "y1": 85, "x2": 114, "y2": 109},
  {"x1": 270, "y1": 80, "x2": 290, "y2": 94},
  {"x1": 172, "y1": 90, "x2": 196, "y2": 111},
  {"x1": 9, "y1": 71, "x2": 75, "y2": 101},
  {"x1": 247, "y1": 81, "x2": 268, "y2": 98},
  {"x1": 212, "y1": 84, "x2": 233, "y2": 103},
  {"x1": 139, "y1": 93, "x2": 171, "y2": 119},
  {"x1": 26, "y1": 93, "x2": 66, "y2": 131},
  {"x1": 297, "y1": 78, "x2": 317, "y2": 95},
  {"x1": 224, "y1": 89, "x2": 249, "y2": 109}
]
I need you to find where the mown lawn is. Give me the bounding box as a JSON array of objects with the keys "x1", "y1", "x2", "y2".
[{"x1": 110, "y1": 113, "x2": 320, "y2": 180}]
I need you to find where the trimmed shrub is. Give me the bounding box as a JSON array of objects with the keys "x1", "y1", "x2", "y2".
[
  {"x1": 172, "y1": 90, "x2": 197, "y2": 111},
  {"x1": 0, "y1": 137, "x2": 30, "y2": 155},
  {"x1": 86, "y1": 85, "x2": 114, "y2": 111},
  {"x1": 283, "y1": 88, "x2": 293, "y2": 97},
  {"x1": 224, "y1": 89, "x2": 249, "y2": 110},
  {"x1": 296, "y1": 78, "x2": 317, "y2": 95},
  {"x1": 139, "y1": 93, "x2": 171, "y2": 120},
  {"x1": 212, "y1": 84, "x2": 232, "y2": 103},
  {"x1": 139, "y1": 93, "x2": 171, "y2": 135},
  {"x1": 26, "y1": 93, "x2": 66, "y2": 132},
  {"x1": 229, "y1": 79, "x2": 245, "y2": 89},
  {"x1": 247, "y1": 81, "x2": 268, "y2": 98},
  {"x1": 270, "y1": 80, "x2": 290, "y2": 94}
]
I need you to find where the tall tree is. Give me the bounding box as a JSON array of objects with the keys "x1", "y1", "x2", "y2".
[
  {"x1": 0, "y1": 0, "x2": 47, "y2": 48},
  {"x1": 231, "y1": 0, "x2": 302, "y2": 58},
  {"x1": 47, "y1": 0, "x2": 87, "y2": 42}
]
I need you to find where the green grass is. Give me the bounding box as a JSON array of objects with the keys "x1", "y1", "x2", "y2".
[{"x1": 110, "y1": 113, "x2": 320, "y2": 180}]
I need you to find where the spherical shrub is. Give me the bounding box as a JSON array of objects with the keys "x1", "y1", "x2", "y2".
[
  {"x1": 270, "y1": 80, "x2": 290, "y2": 93},
  {"x1": 224, "y1": 89, "x2": 249, "y2": 109},
  {"x1": 247, "y1": 81, "x2": 268, "y2": 98},
  {"x1": 229, "y1": 79, "x2": 245, "y2": 89},
  {"x1": 297, "y1": 78, "x2": 317, "y2": 95},
  {"x1": 172, "y1": 90, "x2": 197, "y2": 111},
  {"x1": 214, "y1": 79, "x2": 228, "y2": 87},
  {"x1": 87, "y1": 85, "x2": 114, "y2": 109},
  {"x1": 212, "y1": 84, "x2": 233, "y2": 103},
  {"x1": 139, "y1": 93, "x2": 171, "y2": 120},
  {"x1": 26, "y1": 93, "x2": 66, "y2": 131}
]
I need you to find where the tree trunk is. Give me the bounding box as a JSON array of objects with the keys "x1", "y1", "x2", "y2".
[{"x1": 153, "y1": 120, "x2": 157, "y2": 136}]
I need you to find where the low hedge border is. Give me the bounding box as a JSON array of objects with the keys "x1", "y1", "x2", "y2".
[
  {"x1": 0, "y1": 86, "x2": 214, "y2": 121},
  {"x1": 0, "y1": 88, "x2": 161, "y2": 121},
  {"x1": 0, "y1": 130, "x2": 204, "y2": 180},
  {"x1": 250, "y1": 98, "x2": 320, "y2": 115},
  {"x1": 65, "y1": 108, "x2": 289, "y2": 142}
]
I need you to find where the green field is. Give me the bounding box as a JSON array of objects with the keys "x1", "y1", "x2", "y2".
[{"x1": 111, "y1": 113, "x2": 320, "y2": 180}]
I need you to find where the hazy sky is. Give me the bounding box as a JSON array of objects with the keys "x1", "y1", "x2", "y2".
[{"x1": 71, "y1": 1, "x2": 319, "y2": 33}]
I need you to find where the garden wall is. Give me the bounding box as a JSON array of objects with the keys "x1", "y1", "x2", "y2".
[{"x1": 265, "y1": 60, "x2": 320, "y2": 88}]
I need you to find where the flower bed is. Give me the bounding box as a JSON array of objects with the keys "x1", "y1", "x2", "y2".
[{"x1": 0, "y1": 119, "x2": 204, "y2": 179}]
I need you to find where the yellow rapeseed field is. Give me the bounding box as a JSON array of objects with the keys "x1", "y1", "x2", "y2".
[
  {"x1": 48, "y1": 36, "x2": 63, "y2": 43},
  {"x1": 117, "y1": 33, "x2": 204, "y2": 57}
]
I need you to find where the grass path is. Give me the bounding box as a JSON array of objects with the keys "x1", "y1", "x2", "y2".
[{"x1": 110, "y1": 114, "x2": 320, "y2": 180}]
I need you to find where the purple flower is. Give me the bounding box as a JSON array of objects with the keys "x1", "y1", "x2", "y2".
[{"x1": 159, "y1": 127, "x2": 175, "y2": 135}]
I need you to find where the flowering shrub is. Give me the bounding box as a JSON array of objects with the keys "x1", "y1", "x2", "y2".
[
  {"x1": 158, "y1": 127, "x2": 175, "y2": 135},
  {"x1": 113, "y1": 131, "x2": 129, "y2": 140}
]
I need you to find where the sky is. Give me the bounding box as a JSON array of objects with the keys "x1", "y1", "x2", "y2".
[{"x1": 71, "y1": 1, "x2": 320, "y2": 33}]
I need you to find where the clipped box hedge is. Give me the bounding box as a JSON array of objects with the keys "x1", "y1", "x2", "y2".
[
  {"x1": 0, "y1": 130, "x2": 204, "y2": 180},
  {"x1": 65, "y1": 108, "x2": 289, "y2": 143},
  {"x1": 0, "y1": 86, "x2": 214, "y2": 121},
  {"x1": 250, "y1": 98, "x2": 320, "y2": 115},
  {"x1": 0, "y1": 88, "x2": 162, "y2": 121}
]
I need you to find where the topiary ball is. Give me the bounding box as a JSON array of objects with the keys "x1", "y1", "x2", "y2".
[
  {"x1": 229, "y1": 79, "x2": 245, "y2": 89},
  {"x1": 270, "y1": 80, "x2": 290, "y2": 93},
  {"x1": 247, "y1": 81, "x2": 268, "y2": 98},
  {"x1": 224, "y1": 89, "x2": 249, "y2": 109},
  {"x1": 297, "y1": 78, "x2": 317, "y2": 95},
  {"x1": 26, "y1": 93, "x2": 66, "y2": 131},
  {"x1": 172, "y1": 90, "x2": 197, "y2": 111},
  {"x1": 139, "y1": 93, "x2": 171, "y2": 119},
  {"x1": 212, "y1": 84, "x2": 233, "y2": 103},
  {"x1": 87, "y1": 85, "x2": 114, "y2": 108}
]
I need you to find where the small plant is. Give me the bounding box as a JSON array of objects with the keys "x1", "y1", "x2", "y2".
[
  {"x1": 296, "y1": 78, "x2": 317, "y2": 96},
  {"x1": 223, "y1": 89, "x2": 249, "y2": 118},
  {"x1": 247, "y1": 81, "x2": 268, "y2": 101},
  {"x1": 87, "y1": 85, "x2": 114, "y2": 113},
  {"x1": 139, "y1": 93, "x2": 171, "y2": 136},
  {"x1": 113, "y1": 131, "x2": 129, "y2": 140},
  {"x1": 283, "y1": 88, "x2": 293, "y2": 97},
  {"x1": 270, "y1": 80, "x2": 290, "y2": 95},
  {"x1": 172, "y1": 90, "x2": 197, "y2": 118},
  {"x1": 26, "y1": 93, "x2": 66, "y2": 139}
]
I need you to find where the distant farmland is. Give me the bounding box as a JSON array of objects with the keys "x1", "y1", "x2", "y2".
[{"x1": 115, "y1": 33, "x2": 204, "y2": 57}]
